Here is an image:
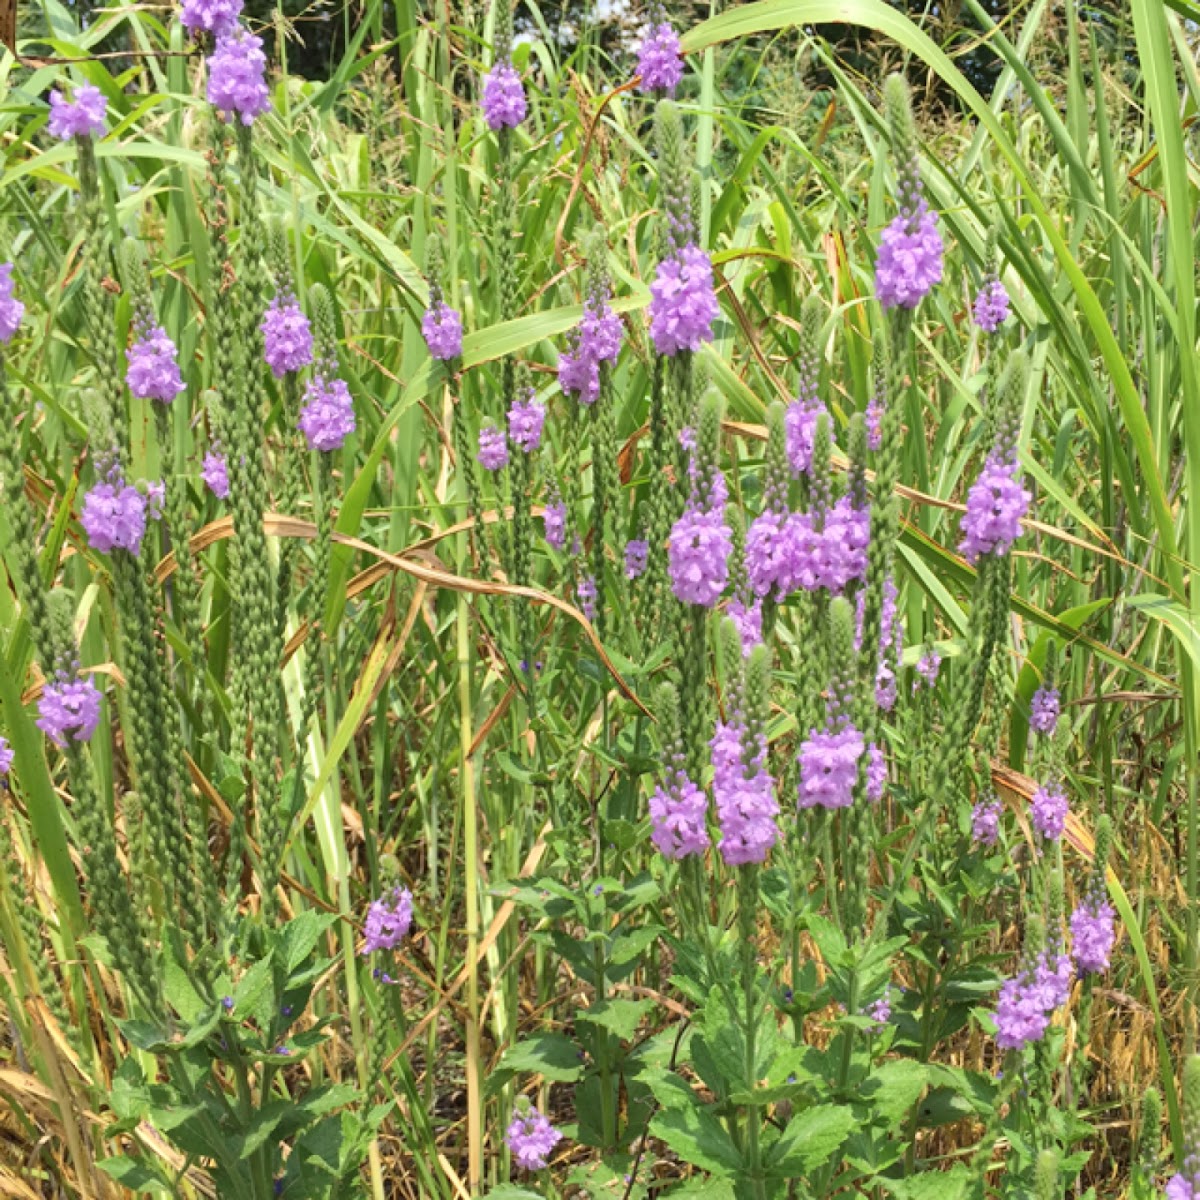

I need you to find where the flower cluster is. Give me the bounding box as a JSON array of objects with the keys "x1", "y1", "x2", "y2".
[
  {"x1": 81, "y1": 469, "x2": 149, "y2": 555},
  {"x1": 47, "y1": 85, "x2": 106, "y2": 140},
  {"x1": 37, "y1": 672, "x2": 103, "y2": 748},
  {"x1": 1070, "y1": 897, "x2": 1116, "y2": 975},
  {"x1": 506, "y1": 1105, "x2": 561, "y2": 1171},
  {"x1": 744, "y1": 497, "x2": 869, "y2": 601},
  {"x1": 481, "y1": 61, "x2": 526, "y2": 131},
  {"x1": 477, "y1": 424, "x2": 508, "y2": 471},
  {"x1": 875, "y1": 202, "x2": 943, "y2": 310},
  {"x1": 180, "y1": 0, "x2": 243, "y2": 38},
  {"x1": 797, "y1": 726, "x2": 864, "y2": 811},
  {"x1": 971, "y1": 794, "x2": 1002, "y2": 847},
  {"x1": 507, "y1": 391, "x2": 545, "y2": 452},
  {"x1": 713, "y1": 714, "x2": 778, "y2": 866},
  {"x1": 993, "y1": 951, "x2": 1072, "y2": 1051},
  {"x1": 0, "y1": 735, "x2": 12, "y2": 776},
  {"x1": 785, "y1": 391, "x2": 821, "y2": 475},
  {"x1": 624, "y1": 538, "x2": 649, "y2": 580},
  {"x1": 0, "y1": 263, "x2": 24, "y2": 342},
  {"x1": 202, "y1": 449, "x2": 230, "y2": 499},
  {"x1": 1168, "y1": 1164, "x2": 1200, "y2": 1200},
  {"x1": 1030, "y1": 782, "x2": 1068, "y2": 841},
  {"x1": 959, "y1": 454, "x2": 1030, "y2": 562},
  {"x1": 649, "y1": 766, "x2": 709, "y2": 859},
  {"x1": 648, "y1": 244, "x2": 719, "y2": 356},
  {"x1": 362, "y1": 886, "x2": 414, "y2": 954},
  {"x1": 974, "y1": 276, "x2": 1010, "y2": 332},
  {"x1": 636, "y1": 21, "x2": 684, "y2": 95},
  {"x1": 207, "y1": 28, "x2": 271, "y2": 125},
  {"x1": 262, "y1": 297, "x2": 313, "y2": 377},
  {"x1": 669, "y1": 505, "x2": 731, "y2": 607},
  {"x1": 577, "y1": 576, "x2": 598, "y2": 622},
  {"x1": 299, "y1": 375, "x2": 356, "y2": 452},
  {"x1": 126, "y1": 325, "x2": 186, "y2": 403},
  {"x1": 422, "y1": 300, "x2": 463, "y2": 362},
  {"x1": 543, "y1": 498, "x2": 566, "y2": 549},
  {"x1": 1029, "y1": 685, "x2": 1060, "y2": 736},
  {"x1": 559, "y1": 293, "x2": 622, "y2": 405},
  {"x1": 727, "y1": 597, "x2": 763, "y2": 656}
]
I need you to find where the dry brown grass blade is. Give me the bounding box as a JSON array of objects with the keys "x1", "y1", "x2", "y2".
[
  {"x1": 0, "y1": 1168, "x2": 45, "y2": 1200},
  {"x1": 389, "y1": 826, "x2": 550, "y2": 1066},
  {"x1": 159, "y1": 514, "x2": 650, "y2": 716}
]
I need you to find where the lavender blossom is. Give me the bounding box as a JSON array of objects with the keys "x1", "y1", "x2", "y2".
[
  {"x1": 559, "y1": 293, "x2": 622, "y2": 404},
  {"x1": 1030, "y1": 782, "x2": 1068, "y2": 841},
  {"x1": 915, "y1": 650, "x2": 941, "y2": 689},
  {"x1": 577, "y1": 575, "x2": 598, "y2": 621},
  {"x1": 361, "y1": 885, "x2": 414, "y2": 954},
  {"x1": 37, "y1": 673, "x2": 102, "y2": 747},
  {"x1": 0, "y1": 735, "x2": 13, "y2": 775},
  {"x1": 624, "y1": 538, "x2": 649, "y2": 580},
  {"x1": 47, "y1": 85, "x2": 107, "y2": 140},
  {"x1": 126, "y1": 325, "x2": 186, "y2": 403},
  {"x1": 797, "y1": 725, "x2": 864, "y2": 810},
  {"x1": 1029, "y1": 685, "x2": 1060, "y2": 736},
  {"x1": 668, "y1": 506, "x2": 731, "y2": 607},
  {"x1": 971, "y1": 795, "x2": 1002, "y2": 847},
  {"x1": 299, "y1": 375, "x2": 356, "y2": 452},
  {"x1": 202, "y1": 450, "x2": 230, "y2": 499},
  {"x1": 261, "y1": 298, "x2": 313, "y2": 377},
  {"x1": 875, "y1": 202, "x2": 944, "y2": 310},
  {"x1": 207, "y1": 28, "x2": 271, "y2": 125},
  {"x1": 481, "y1": 61, "x2": 526, "y2": 131},
  {"x1": 974, "y1": 277, "x2": 1010, "y2": 332},
  {"x1": 81, "y1": 470, "x2": 149, "y2": 555},
  {"x1": 180, "y1": 0, "x2": 243, "y2": 38},
  {"x1": 866, "y1": 742, "x2": 886, "y2": 802},
  {"x1": 477, "y1": 424, "x2": 508, "y2": 471},
  {"x1": 506, "y1": 1104, "x2": 562, "y2": 1171},
  {"x1": 543, "y1": 499, "x2": 566, "y2": 549},
  {"x1": 1070, "y1": 898, "x2": 1116, "y2": 975},
  {"x1": 507, "y1": 392, "x2": 545, "y2": 452},
  {"x1": 649, "y1": 768, "x2": 709, "y2": 859},
  {"x1": 0, "y1": 264, "x2": 24, "y2": 343},
  {"x1": 1168, "y1": 1170, "x2": 1200, "y2": 1200},
  {"x1": 712, "y1": 712, "x2": 778, "y2": 866},
  {"x1": 959, "y1": 455, "x2": 1030, "y2": 562},
  {"x1": 648, "y1": 244, "x2": 719, "y2": 356},
  {"x1": 422, "y1": 300, "x2": 463, "y2": 362},
  {"x1": 785, "y1": 392, "x2": 821, "y2": 475},
  {"x1": 727, "y1": 597, "x2": 763, "y2": 656},
  {"x1": 636, "y1": 21, "x2": 684, "y2": 95}
]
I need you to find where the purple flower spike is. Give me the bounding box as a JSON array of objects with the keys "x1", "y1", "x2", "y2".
[
  {"x1": 577, "y1": 575, "x2": 598, "y2": 622},
  {"x1": 481, "y1": 61, "x2": 526, "y2": 131},
  {"x1": 207, "y1": 28, "x2": 271, "y2": 125},
  {"x1": 1030, "y1": 782, "x2": 1068, "y2": 841},
  {"x1": 506, "y1": 1104, "x2": 562, "y2": 1171},
  {"x1": 712, "y1": 716, "x2": 778, "y2": 867},
  {"x1": 126, "y1": 326, "x2": 186, "y2": 403},
  {"x1": 299, "y1": 375, "x2": 355, "y2": 452},
  {"x1": 649, "y1": 245, "x2": 719, "y2": 356},
  {"x1": 81, "y1": 470, "x2": 149, "y2": 555},
  {"x1": 866, "y1": 742, "x2": 886, "y2": 802},
  {"x1": 422, "y1": 300, "x2": 463, "y2": 362},
  {"x1": 971, "y1": 795, "x2": 1002, "y2": 847},
  {"x1": 477, "y1": 424, "x2": 508, "y2": 471},
  {"x1": 543, "y1": 499, "x2": 566, "y2": 549},
  {"x1": 559, "y1": 297, "x2": 622, "y2": 405},
  {"x1": 915, "y1": 650, "x2": 941, "y2": 689},
  {"x1": 649, "y1": 768, "x2": 709, "y2": 859},
  {"x1": 668, "y1": 506, "x2": 731, "y2": 608},
  {"x1": 261, "y1": 298, "x2": 313, "y2": 377},
  {"x1": 785, "y1": 393, "x2": 821, "y2": 475},
  {"x1": 1168, "y1": 1174, "x2": 1200, "y2": 1200},
  {"x1": 507, "y1": 392, "x2": 545, "y2": 452},
  {"x1": 1070, "y1": 899, "x2": 1116, "y2": 974},
  {"x1": 0, "y1": 735, "x2": 13, "y2": 776},
  {"x1": 797, "y1": 725, "x2": 864, "y2": 810},
  {"x1": 992, "y1": 952, "x2": 1072, "y2": 1051},
  {"x1": 362, "y1": 885, "x2": 414, "y2": 954},
  {"x1": 636, "y1": 22, "x2": 684, "y2": 95},
  {"x1": 958, "y1": 454, "x2": 1030, "y2": 562},
  {"x1": 37, "y1": 673, "x2": 102, "y2": 747},
  {"x1": 0, "y1": 264, "x2": 24, "y2": 343},
  {"x1": 624, "y1": 538, "x2": 649, "y2": 580},
  {"x1": 875, "y1": 201, "x2": 943, "y2": 309},
  {"x1": 202, "y1": 450, "x2": 230, "y2": 499},
  {"x1": 727, "y1": 597, "x2": 763, "y2": 656},
  {"x1": 1029, "y1": 685, "x2": 1060, "y2": 736},
  {"x1": 180, "y1": 0, "x2": 243, "y2": 38},
  {"x1": 47, "y1": 85, "x2": 107, "y2": 140},
  {"x1": 974, "y1": 277, "x2": 1010, "y2": 332}
]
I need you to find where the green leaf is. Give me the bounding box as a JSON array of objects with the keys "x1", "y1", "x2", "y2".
[
  {"x1": 576, "y1": 998, "x2": 655, "y2": 1041},
  {"x1": 96, "y1": 1156, "x2": 171, "y2": 1193},
  {"x1": 162, "y1": 950, "x2": 207, "y2": 1025},
  {"x1": 486, "y1": 1187, "x2": 546, "y2": 1200},
  {"x1": 861, "y1": 1060, "x2": 928, "y2": 1130},
  {"x1": 767, "y1": 1104, "x2": 855, "y2": 1176},
  {"x1": 658, "y1": 1181, "x2": 737, "y2": 1199},
  {"x1": 496, "y1": 1033, "x2": 585, "y2": 1083},
  {"x1": 649, "y1": 1107, "x2": 743, "y2": 1177},
  {"x1": 879, "y1": 1166, "x2": 973, "y2": 1199},
  {"x1": 281, "y1": 910, "x2": 339, "y2": 975},
  {"x1": 235, "y1": 1099, "x2": 294, "y2": 1160},
  {"x1": 233, "y1": 954, "x2": 276, "y2": 1029}
]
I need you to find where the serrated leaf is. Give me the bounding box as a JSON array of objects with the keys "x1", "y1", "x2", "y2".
[
  {"x1": 862, "y1": 1060, "x2": 928, "y2": 1130},
  {"x1": 879, "y1": 1165, "x2": 973, "y2": 1199},
  {"x1": 767, "y1": 1104, "x2": 854, "y2": 1176},
  {"x1": 497, "y1": 1033, "x2": 585, "y2": 1082},
  {"x1": 233, "y1": 954, "x2": 276, "y2": 1028},
  {"x1": 282, "y1": 910, "x2": 339, "y2": 975},
  {"x1": 610, "y1": 925, "x2": 664, "y2": 966},
  {"x1": 97, "y1": 1156, "x2": 171, "y2": 1193},
  {"x1": 576, "y1": 997, "x2": 654, "y2": 1041},
  {"x1": 650, "y1": 1107, "x2": 742, "y2": 1176}
]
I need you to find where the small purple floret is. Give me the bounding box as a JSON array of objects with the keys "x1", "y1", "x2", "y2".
[
  {"x1": 362, "y1": 885, "x2": 414, "y2": 954},
  {"x1": 37, "y1": 674, "x2": 102, "y2": 747},
  {"x1": 207, "y1": 28, "x2": 271, "y2": 125},
  {"x1": 299, "y1": 375, "x2": 356, "y2": 452},
  {"x1": 636, "y1": 22, "x2": 684, "y2": 96},
  {"x1": 0, "y1": 264, "x2": 24, "y2": 343},
  {"x1": 648, "y1": 244, "x2": 719, "y2": 357},
  {"x1": 481, "y1": 61, "x2": 526, "y2": 131},
  {"x1": 875, "y1": 202, "x2": 944, "y2": 310},
  {"x1": 974, "y1": 277, "x2": 1010, "y2": 332},
  {"x1": 261, "y1": 298, "x2": 313, "y2": 377},
  {"x1": 126, "y1": 326, "x2": 186, "y2": 402},
  {"x1": 422, "y1": 301, "x2": 463, "y2": 361},
  {"x1": 48, "y1": 85, "x2": 107, "y2": 140}
]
